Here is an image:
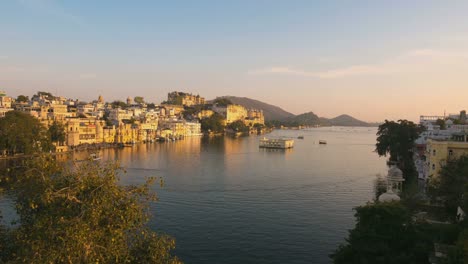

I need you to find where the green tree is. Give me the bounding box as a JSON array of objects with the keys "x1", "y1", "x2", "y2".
[
  {"x1": 0, "y1": 155, "x2": 181, "y2": 263},
  {"x1": 226, "y1": 120, "x2": 249, "y2": 133},
  {"x1": 436, "y1": 118, "x2": 446, "y2": 130},
  {"x1": 0, "y1": 111, "x2": 52, "y2": 156},
  {"x1": 200, "y1": 113, "x2": 225, "y2": 133},
  {"x1": 134, "y1": 96, "x2": 145, "y2": 104},
  {"x1": 213, "y1": 98, "x2": 232, "y2": 107},
  {"x1": 331, "y1": 202, "x2": 431, "y2": 264},
  {"x1": 16, "y1": 95, "x2": 29, "y2": 103},
  {"x1": 111, "y1": 100, "x2": 128, "y2": 109},
  {"x1": 376, "y1": 120, "x2": 423, "y2": 178},
  {"x1": 429, "y1": 155, "x2": 468, "y2": 217},
  {"x1": 48, "y1": 121, "x2": 66, "y2": 144}
]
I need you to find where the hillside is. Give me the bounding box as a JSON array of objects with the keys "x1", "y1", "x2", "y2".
[
  {"x1": 216, "y1": 96, "x2": 294, "y2": 121},
  {"x1": 212, "y1": 96, "x2": 372, "y2": 127},
  {"x1": 284, "y1": 112, "x2": 322, "y2": 126},
  {"x1": 328, "y1": 114, "x2": 371, "y2": 127}
]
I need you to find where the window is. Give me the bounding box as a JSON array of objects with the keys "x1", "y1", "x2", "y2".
[
  {"x1": 449, "y1": 150, "x2": 453, "y2": 156},
  {"x1": 432, "y1": 164, "x2": 436, "y2": 170},
  {"x1": 433, "y1": 149, "x2": 436, "y2": 156}
]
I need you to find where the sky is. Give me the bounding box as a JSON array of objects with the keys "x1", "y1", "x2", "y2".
[{"x1": 2, "y1": 0, "x2": 468, "y2": 122}]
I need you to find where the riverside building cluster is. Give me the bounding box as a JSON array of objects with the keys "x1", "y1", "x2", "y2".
[
  {"x1": 0, "y1": 90, "x2": 265, "y2": 153},
  {"x1": 415, "y1": 111, "x2": 468, "y2": 181}
]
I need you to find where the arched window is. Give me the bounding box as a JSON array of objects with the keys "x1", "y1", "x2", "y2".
[
  {"x1": 433, "y1": 149, "x2": 436, "y2": 156},
  {"x1": 432, "y1": 164, "x2": 436, "y2": 170}
]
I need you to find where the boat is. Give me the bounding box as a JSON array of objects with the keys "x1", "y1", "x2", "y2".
[
  {"x1": 259, "y1": 137, "x2": 294, "y2": 149},
  {"x1": 297, "y1": 136, "x2": 304, "y2": 139},
  {"x1": 319, "y1": 140, "x2": 327, "y2": 145}
]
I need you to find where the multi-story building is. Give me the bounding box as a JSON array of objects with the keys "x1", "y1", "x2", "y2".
[
  {"x1": 0, "y1": 91, "x2": 13, "y2": 118},
  {"x1": 245, "y1": 109, "x2": 265, "y2": 126},
  {"x1": 425, "y1": 136, "x2": 468, "y2": 180},
  {"x1": 167, "y1": 91, "x2": 205, "y2": 106},
  {"x1": 66, "y1": 118, "x2": 105, "y2": 146},
  {"x1": 213, "y1": 104, "x2": 247, "y2": 124},
  {"x1": 0, "y1": 91, "x2": 12, "y2": 108}
]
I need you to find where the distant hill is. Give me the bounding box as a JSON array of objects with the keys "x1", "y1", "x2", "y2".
[
  {"x1": 212, "y1": 96, "x2": 373, "y2": 127},
  {"x1": 283, "y1": 113, "x2": 372, "y2": 127},
  {"x1": 216, "y1": 96, "x2": 294, "y2": 121},
  {"x1": 284, "y1": 112, "x2": 322, "y2": 126},
  {"x1": 327, "y1": 114, "x2": 371, "y2": 127}
]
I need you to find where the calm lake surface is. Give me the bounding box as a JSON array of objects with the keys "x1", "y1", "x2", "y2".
[
  {"x1": 0, "y1": 127, "x2": 386, "y2": 263},
  {"x1": 101, "y1": 127, "x2": 387, "y2": 264}
]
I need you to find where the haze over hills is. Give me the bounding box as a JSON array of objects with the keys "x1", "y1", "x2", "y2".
[{"x1": 216, "y1": 96, "x2": 375, "y2": 127}]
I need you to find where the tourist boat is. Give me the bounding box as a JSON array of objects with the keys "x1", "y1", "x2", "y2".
[
  {"x1": 319, "y1": 140, "x2": 327, "y2": 145},
  {"x1": 259, "y1": 138, "x2": 294, "y2": 149},
  {"x1": 297, "y1": 136, "x2": 304, "y2": 139}
]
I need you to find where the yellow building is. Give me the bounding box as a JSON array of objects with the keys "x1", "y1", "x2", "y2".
[
  {"x1": 66, "y1": 118, "x2": 105, "y2": 146},
  {"x1": 426, "y1": 136, "x2": 468, "y2": 179},
  {"x1": 197, "y1": 109, "x2": 214, "y2": 119}
]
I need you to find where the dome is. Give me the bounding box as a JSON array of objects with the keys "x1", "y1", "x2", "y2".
[
  {"x1": 446, "y1": 119, "x2": 453, "y2": 125},
  {"x1": 378, "y1": 189, "x2": 401, "y2": 202},
  {"x1": 387, "y1": 166, "x2": 404, "y2": 182}
]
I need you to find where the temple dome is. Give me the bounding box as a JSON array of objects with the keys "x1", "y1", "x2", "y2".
[
  {"x1": 378, "y1": 189, "x2": 400, "y2": 202},
  {"x1": 387, "y1": 166, "x2": 404, "y2": 182}
]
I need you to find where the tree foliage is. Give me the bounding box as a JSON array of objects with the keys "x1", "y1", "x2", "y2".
[
  {"x1": 226, "y1": 120, "x2": 249, "y2": 133},
  {"x1": 134, "y1": 96, "x2": 145, "y2": 104},
  {"x1": 331, "y1": 202, "x2": 431, "y2": 264},
  {"x1": 16, "y1": 95, "x2": 29, "y2": 103},
  {"x1": 436, "y1": 118, "x2": 446, "y2": 130},
  {"x1": 48, "y1": 120, "x2": 66, "y2": 144},
  {"x1": 429, "y1": 155, "x2": 468, "y2": 217},
  {"x1": 0, "y1": 111, "x2": 52, "y2": 156},
  {"x1": 213, "y1": 98, "x2": 232, "y2": 107},
  {"x1": 111, "y1": 100, "x2": 128, "y2": 109},
  {"x1": 0, "y1": 155, "x2": 181, "y2": 263},
  {"x1": 376, "y1": 120, "x2": 423, "y2": 177},
  {"x1": 200, "y1": 113, "x2": 225, "y2": 133}
]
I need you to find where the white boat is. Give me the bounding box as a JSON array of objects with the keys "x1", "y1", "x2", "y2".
[{"x1": 259, "y1": 138, "x2": 294, "y2": 149}]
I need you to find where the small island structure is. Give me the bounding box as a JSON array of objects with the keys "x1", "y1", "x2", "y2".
[{"x1": 259, "y1": 138, "x2": 294, "y2": 149}]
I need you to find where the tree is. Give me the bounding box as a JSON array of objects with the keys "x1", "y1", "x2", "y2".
[
  {"x1": 376, "y1": 120, "x2": 423, "y2": 178},
  {"x1": 111, "y1": 100, "x2": 128, "y2": 109},
  {"x1": 429, "y1": 155, "x2": 468, "y2": 217},
  {"x1": 226, "y1": 120, "x2": 249, "y2": 133},
  {"x1": 331, "y1": 202, "x2": 431, "y2": 264},
  {"x1": 200, "y1": 113, "x2": 225, "y2": 133},
  {"x1": 134, "y1": 96, "x2": 145, "y2": 104},
  {"x1": 0, "y1": 111, "x2": 52, "y2": 156},
  {"x1": 0, "y1": 155, "x2": 181, "y2": 263},
  {"x1": 48, "y1": 121, "x2": 66, "y2": 144},
  {"x1": 147, "y1": 103, "x2": 157, "y2": 110},
  {"x1": 16, "y1": 95, "x2": 29, "y2": 103},
  {"x1": 213, "y1": 98, "x2": 232, "y2": 107},
  {"x1": 436, "y1": 118, "x2": 446, "y2": 130}
]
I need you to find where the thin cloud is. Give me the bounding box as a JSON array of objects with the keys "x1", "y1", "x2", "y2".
[
  {"x1": 16, "y1": 0, "x2": 84, "y2": 26},
  {"x1": 250, "y1": 49, "x2": 468, "y2": 79}
]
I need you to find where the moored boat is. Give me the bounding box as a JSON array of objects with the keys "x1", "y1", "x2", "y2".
[
  {"x1": 259, "y1": 138, "x2": 294, "y2": 149},
  {"x1": 319, "y1": 140, "x2": 327, "y2": 145}
]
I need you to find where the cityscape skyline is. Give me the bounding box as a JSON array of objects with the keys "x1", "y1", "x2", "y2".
[{"x1": 2, "y1": 1, "x2": 468, "y2": 122}]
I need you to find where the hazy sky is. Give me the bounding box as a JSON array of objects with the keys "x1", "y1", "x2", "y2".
[{"x1": 2, "y1": 0, "x2": 468, "y2": 122}]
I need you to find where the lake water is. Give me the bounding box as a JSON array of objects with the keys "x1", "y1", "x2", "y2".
[{"x1": 98, "y1": 127, "x2": 387, "y2": 264}]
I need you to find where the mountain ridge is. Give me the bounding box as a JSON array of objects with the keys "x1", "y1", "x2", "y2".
[{"x1": 214, "y1": 96, "x2": 375, "y2": 127}]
